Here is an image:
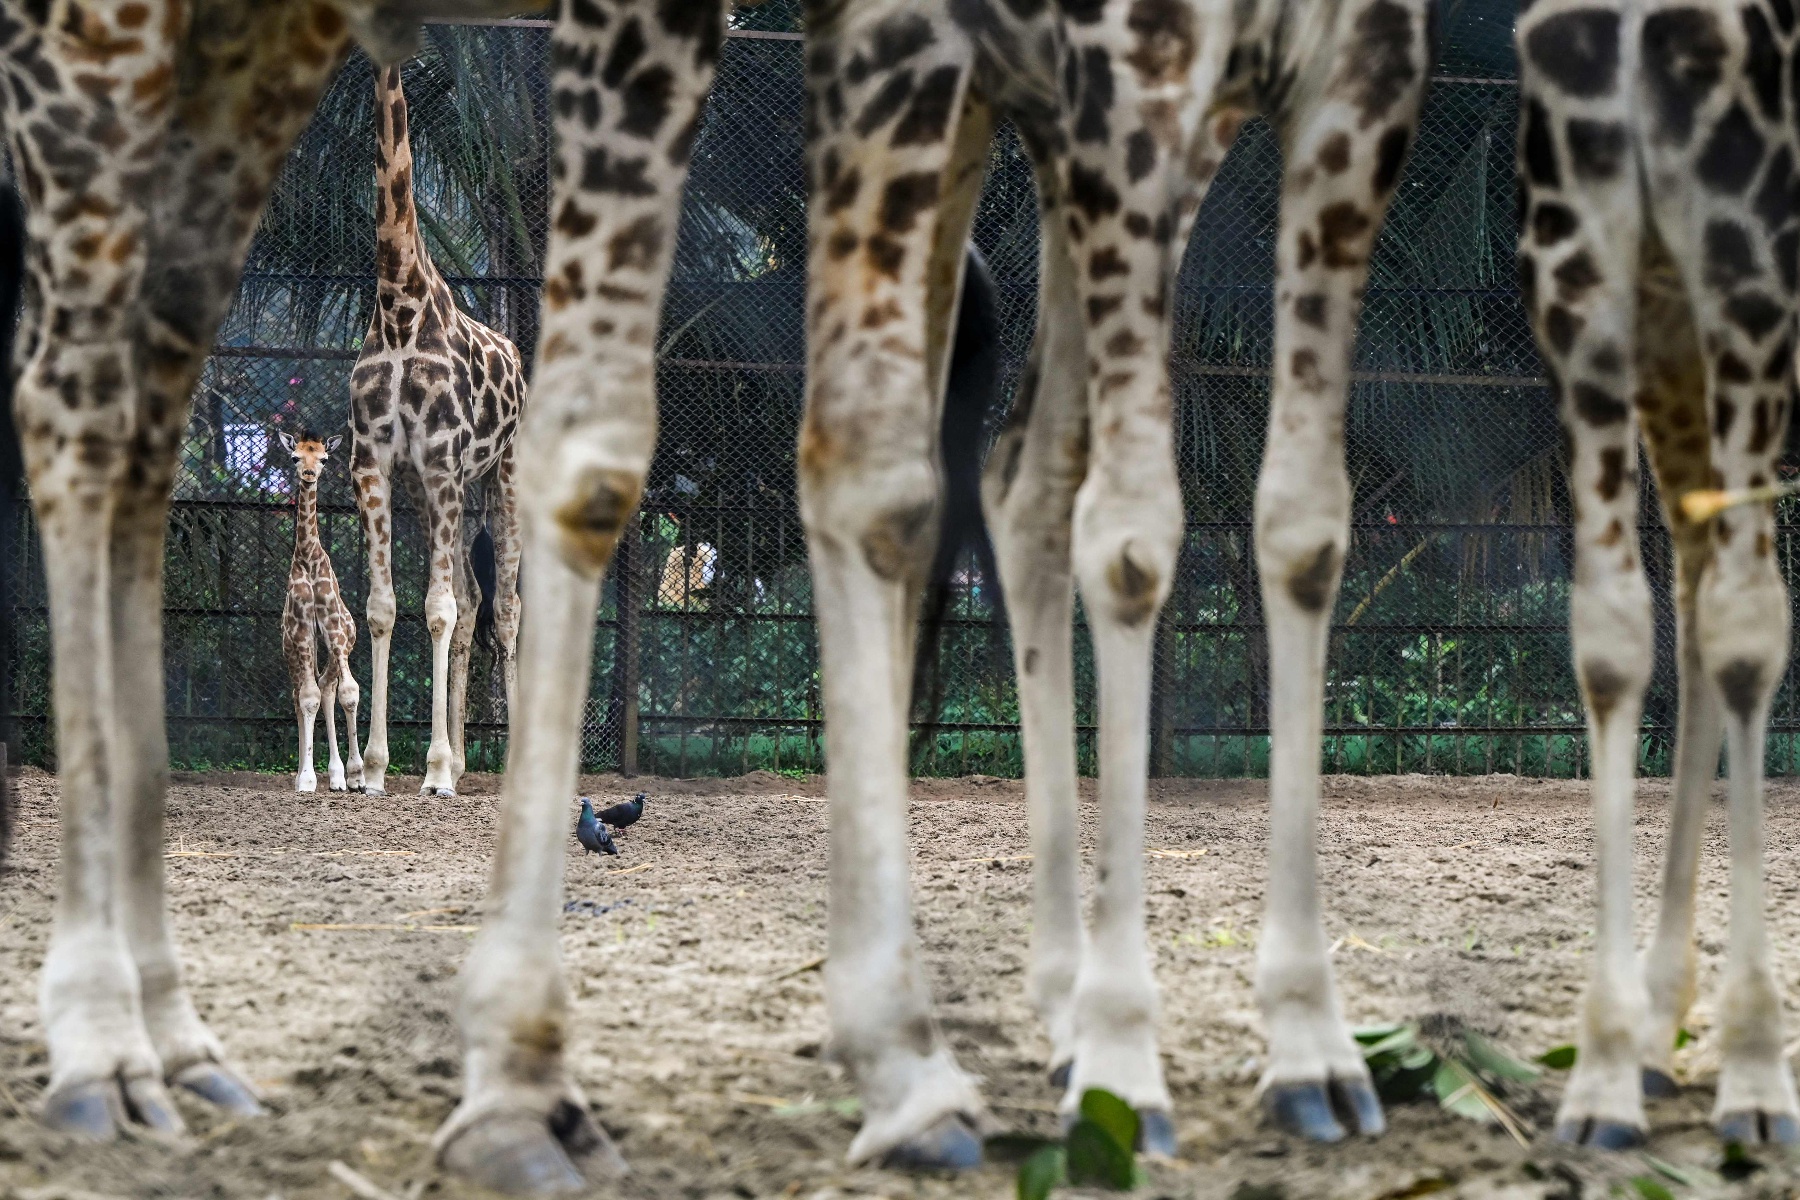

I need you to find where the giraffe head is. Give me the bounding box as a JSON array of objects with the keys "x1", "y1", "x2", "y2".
[{"x1": 277, "y1": 431, "x2": 343, "y2": 488}]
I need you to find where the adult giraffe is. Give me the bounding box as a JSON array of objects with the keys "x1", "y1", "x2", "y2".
[
  {"x1": 1516, "y1": 0, "x2": 1800, "y2": 1148},
  {"x1": 351, "y1": 61, "x2": 526, "y2": 800},
  {"x1": 436, "y1": 0, "x2": 1433, "y2": 1188}
]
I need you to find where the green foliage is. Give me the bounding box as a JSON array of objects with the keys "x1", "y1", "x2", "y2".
[
  {"x1": 1537, "y1": 1044, "x2": 1577, "y2": 1070},
  {"x1": 1007, "y1": 1089, "x2": 1144, "y2": 1199},
  {"x1": 1355, "y1": 1023, "x2": 1534, "y2": 1135}
]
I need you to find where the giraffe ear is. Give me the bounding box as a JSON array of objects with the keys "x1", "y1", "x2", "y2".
[
  {"x1": 276, "y1": 431, "x2": 297, "y2": 454},
  {"x1": 325, "y1": 434, "x2": 344, "y2": 455}
]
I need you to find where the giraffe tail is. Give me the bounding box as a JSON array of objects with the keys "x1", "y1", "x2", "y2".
[
  {"x1": 471, "y1": 523, "x2": 497, "y2": 654},
  {"x1": 912, "y1": 243, "x2": 1004, "y2": 743}
]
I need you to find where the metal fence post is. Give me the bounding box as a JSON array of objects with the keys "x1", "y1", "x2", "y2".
[{"x1": 619, "y1": 519, "x2": 641, "y2": 778}]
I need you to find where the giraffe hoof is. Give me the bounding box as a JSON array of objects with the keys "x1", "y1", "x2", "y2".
[
  {"x1": 1262, "y1": 1076, "x2": 1383, "y2": 1142},
  {"x1": 173, "y1": 1062, "x2": 265, "y2": 1117},
  {"x1": 1554, "y1": 1118, "x2": 1645, "y2": 1149},
  {"x1": 363, "y1": 786, "x2": 386, "y2": 797},
  {"x1": 122, "y1": 1076, "x2": 186, "y2": 1136},
  {"x1": 441, "y1": 1107, "x2": 612, "y2": 1196},
  {"x1": 1717, "y1": 1110, "x2": 1800, "y2": 1145},
  {"x1": 878, "y1": 1113, "x2": 985, "y2": 1171},
  {"x1": 1048, "y1": 1061, "x2": 1072, "y2": 1090},
  {"x1": 42, "y1": 1079, "x2": 124, "y2": 1139},
  {"x1": 1136, "y1": 1107, "x2": 1177, "y2": 1158},
  {"x1": 422, "y1": 785, "x2": 455, "y2": 799},
  {"x1": 1642, "y1": 1067, "x2": 1680, "y2": 1098}
]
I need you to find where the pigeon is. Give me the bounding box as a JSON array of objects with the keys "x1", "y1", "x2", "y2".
[
  {"x1": 576, "y1": 797, "x2": 619, "y2": 857},
  {"x1": 597, "y1": 791, "x2": 646, "y2": 832}
]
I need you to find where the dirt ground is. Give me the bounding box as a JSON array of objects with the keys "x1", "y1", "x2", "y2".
[{"x1": 10, "y1": 771, "x2": 1800, "y2": 1199}]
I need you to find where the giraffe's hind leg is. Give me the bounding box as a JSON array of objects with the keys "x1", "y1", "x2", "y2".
[
  {"x1": 447, "y1": 503, "x2": 479, "y2": 785},
  {"x1": 1518, "y1": 2, "x2": 1652, "y2": 1145},
  {"x1": 1632, "y1": 234, "x2": 1722, "y2": 1098},
  {"x1": 983, "y1": 161, "x2": 1088, "y2": 1092},
  {"x1": 420, "y1": 478, "x2": 465, "y2": 798},
  {"x1": 1251, "y1": 2, "x2": 1431, "y2": 1143}
]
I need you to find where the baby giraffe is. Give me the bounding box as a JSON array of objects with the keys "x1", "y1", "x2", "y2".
[{"x1": 280, "y1": 431, "x2": 364, "y2": 794}]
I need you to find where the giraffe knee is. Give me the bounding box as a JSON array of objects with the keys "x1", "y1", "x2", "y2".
[
  {"x1": 425, "y1": 588, "x2": 457, "y2": 640},
  {"x1": 546, "y1": 465, "x2": 644, "y2": 577},
  {"x1": 338, "y1": 674, "x2": 361, "y2": 709},
  {"x1": 366, "y1": 589, "x2": 397, "y2": 638},
  {"x1": 803, "y1": 463, "x2": 938, "y2": 584}
]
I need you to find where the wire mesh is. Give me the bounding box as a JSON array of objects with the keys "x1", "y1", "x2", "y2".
[{"x1": 4, "y1": 4, "x2": 1792, "y2": 778}]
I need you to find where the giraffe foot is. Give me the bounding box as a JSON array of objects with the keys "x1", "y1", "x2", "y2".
[
  {"x1": 1136, "y1": 1107, "x2": 1177, "y2": 1158},
  {"x1": 1642, "y1": 1067, "x2": 1680, "y2": 1098},
  {"x1": 1554, "y1": 1117, "x2": 1646, "y2": 1149},
  {"x1": 171, "y1": 1061, "x2": 265, "y2": 1117},
  {"x1": 43, "y1": 1073, "x2": 184, "y2": 1141},
  {"x1": 1048, "y1": 1060, "x2": 1072, "y2": 1090},
  {"x1": 1261, "y1": 1075, "x2": 1385, "y2": 1142},
  {"x1": 439, "y1": 1100, "x2": 626, "y2": 1196},
  {"x1": 421, "y1": 784, "x2": 456, "y2": 799},
  {"x1": 877, "y1": 1113, "x2": 985, "y2": 1171}
]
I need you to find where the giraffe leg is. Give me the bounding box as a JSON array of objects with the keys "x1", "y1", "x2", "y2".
[
  {"x1": 30, "y1": 476, "x2": 176, "y2": 1138},
  {"x1": 983, "y1": 165, "x2": 1087, "y2": 1089},
  {"x1": 421, "y1": 486, "x2": 465, "y2": 798},
  {"x1": 111, "y1": 496, "x2": 263, "y2": 1116},
  {"x1": 338, "y1": 645, "x2": 365, "y2": 793},
  {"x1": 323, "y1": 665, "x2": 346, "y2": 793},
  {"x1": 435, "y1": 2, "x2": 726, "y2": 1190},
  {"x1": 1517, "y1": 14, "x2": 1650, "y2": 1142},
  {"x1": 800, "y1": 12, "x2": 990, "y2": 1167},
  {"x1": 292, "y1": 617, "x2": 321, "y2": 795},
  {"x1": 284, "y1": 595, "x2": 316, "y2": 794},
  {"x1": 1252, "y1": 9, "x2": 1431, "y2": 1141},
  {"x1": 491, "y1": 444, "x2": 522, "y2": 719},
  {"x1": 354, "y1": 457, "x2": 396, "y2": 796},
  {"x1": 1632, "y1": 245, "x2": 1721, "y2": 1097},
  {"x1": 1634, "y1": 78, "x2": 1800, "y2": 1143},
  {"x1": 448, "y1": 515, "x2": 478, "y2": 785}
]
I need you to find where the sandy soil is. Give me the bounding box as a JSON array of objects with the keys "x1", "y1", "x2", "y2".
[{"x1": 6, "y1": 768, "x2": 1800, "y2": 1199}]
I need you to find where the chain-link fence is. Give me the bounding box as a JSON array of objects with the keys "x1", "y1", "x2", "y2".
[{"x1": 6, "y1": 4, "x2": 1798, "y2": 779}]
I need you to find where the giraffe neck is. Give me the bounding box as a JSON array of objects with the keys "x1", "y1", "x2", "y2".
[
  {"x1": 294, "y1": 477, "x2": 322, "y2": 559},
  {"x1": 373, "y1": 64, "x2": 434, "y2": 303}
]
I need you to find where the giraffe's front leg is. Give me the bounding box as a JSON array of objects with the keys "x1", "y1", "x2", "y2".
[
  {"x1": 420, "y1": 494, "x2": 464, "y2": 798},
  {"x1": 354, "y1": 456, "x2": 396, "y2": 796},
  {"x1": 1516, "y1": 12, "x2": 1650, "y2": 1141},
  {"x1": 323, "y1": 672, "x2": 347, "y2": 792},
  {"x1": 1253, "y1": 7, "x2": 1430, "y2": 1141},
  {"x1": 110, "y1": 498, "x2": 264, "y2": 1119},
  {"x1": 338, "y1": 649, "x2": 366, "y2": 793},
  {"x1": 437, "y1": 0, "x2": 724, "y2": 1191},
  {"x1": 800, "y1": 8, "x2": 991, "y2": 1168},
  {"x1": 33, "y1": 482, "x2": 178, "y2": 1138}
]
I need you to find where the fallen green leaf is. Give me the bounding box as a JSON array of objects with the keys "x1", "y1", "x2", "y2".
[
  {"x1": 770, "y1": 1097, "x2": 861, "y2": 1119},
  {"x1": 1065, "y1": 1119, "x2": 1136, "y2": 1189},
  {"x1": 1538, "y1": 1044, "x2": 1577, "y2": 1070},
  {"x1": 1461, "y1": 1030, "x2": 1541, "y2": 1084},
  {"x1": 1432, "y1": 1058, "x2": 1492, "y2": 1124},
  {"x1": 1643, "y1": 1156, "x2": 1695, "y2": 1186},
  {"x1": 1675, "y1": 1028, "x2": 1696, "y2": 1050},
  {"x1": 1625, "y1": 1175, "x2": 1675, "y2": 1200},
  {"x1": 1079, "y1": 1088, "x2": 1140, "y2": 1159},
  {"x1": 1354, "y1": 1023, "x2": 1411, "y2": 1046},
  {"x1": 1017, "y1": 1145, "x2": 1065, "y2": 1200}
]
